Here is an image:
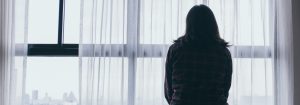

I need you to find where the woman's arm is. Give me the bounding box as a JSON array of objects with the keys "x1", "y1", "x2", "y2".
[
  {"x1": 224, "y1": 49, "x2": 233, "y2": 98},
  {"x1": 164, "y1": 46, "x2": 174, "y2": 104}
]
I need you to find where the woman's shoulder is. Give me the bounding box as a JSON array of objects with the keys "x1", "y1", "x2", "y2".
[{"x1": 169, "y1": 40, "x2": 185, "y2": 51}]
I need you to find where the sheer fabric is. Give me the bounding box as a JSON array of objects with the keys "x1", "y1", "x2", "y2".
[
  {"x1": 79, "y1": 0, "x2": 274, "y2": 105},
  {"x1": 0, "y1": 0, "x2": 16, "y2": 104},
  {"x1": 273, "y1": 0, "x2": 294, "y2": 105},
  {"x1": 79, "y1": 0, "x2": 128, "y2": 104},
  {"x1": 0, "y1": 0, "x2": 28, "y2": 105},
  {"x1": 0, "y1": 0, "x2": 293, "y2": 105}
]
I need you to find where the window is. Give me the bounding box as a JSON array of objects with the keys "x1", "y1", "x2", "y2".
[
  {"x1": 25, "y1": 57, "x2": 79, "y2": 104},
  {"x1": 21, "y1": 0, "x2": 273, "y2": 105},
  {"x1": 28, "y1": 0, "x2": 59, "y2": 44}
]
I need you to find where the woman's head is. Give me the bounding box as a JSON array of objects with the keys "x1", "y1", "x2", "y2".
[{"x1": 177, "y1": 5, "x2": 228, "y2": 46}]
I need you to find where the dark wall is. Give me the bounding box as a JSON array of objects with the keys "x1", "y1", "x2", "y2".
[{"x1": 293, "y1": 0, "x2": 300, "y2": 104}]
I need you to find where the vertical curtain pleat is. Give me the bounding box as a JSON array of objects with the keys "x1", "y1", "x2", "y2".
[
  {"x1": 1, "y1": 0, "x2": 28, "y2": 104},
  {"x1": 80, "y1": 0, "x2": 128, "y2": 104},
  {"x1": 273, "y1": 0, "x2": 294, "y2": 105}
]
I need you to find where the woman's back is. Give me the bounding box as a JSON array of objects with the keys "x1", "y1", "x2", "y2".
[
  {"x1": 165, "y1": 41, "x2": 232, "y2": 105},
  {"x1": 164, "y1": 5, "x2": 232, "y2": 105}
]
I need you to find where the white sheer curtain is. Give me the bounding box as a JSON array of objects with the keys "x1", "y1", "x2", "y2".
[
  {"x1": 273, "y1": 0, "x2": 294, "y2": 105},
  {"x1": 0, "y1": 0, "x2": 293, "y2": 105},
  {"x1": 79, "y1": 0, "x2": 274, "y2": 105},
  {"x1": 0, "y1": 0, "x2": 28, "y2": 105},
  {"x1": 79, "y1": 0, "x2": 128, "y2": 104},
  {"x1": 0, "y1": 0, "x2": 16, "y2": 104}
]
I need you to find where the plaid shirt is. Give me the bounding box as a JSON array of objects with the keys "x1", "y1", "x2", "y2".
[{"x1": 164, "y1": 41, "x2": 232, "y2": 105}]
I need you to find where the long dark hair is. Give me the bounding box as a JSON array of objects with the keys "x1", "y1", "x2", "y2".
[{"x1": 175, "y1": 5, "x2": 229, "y2": 47}]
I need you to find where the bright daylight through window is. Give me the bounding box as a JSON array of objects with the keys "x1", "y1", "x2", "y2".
[{"x1": 18, "y1": 0, "x2": 273, "y2": 105}]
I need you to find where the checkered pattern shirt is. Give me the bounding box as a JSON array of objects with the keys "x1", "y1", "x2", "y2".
[{"x1": 164, "y1": 41, "x2": 232, "y2": 105}]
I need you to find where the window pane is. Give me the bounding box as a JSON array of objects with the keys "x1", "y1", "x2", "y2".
[
  {"x1": 80, "y1": 0, "x2": 127, "y2": 44},
  {"x1": 139, "y1": 0, "x2": 195, "y2": 44},
  {"x1": 28, "y1": 0, "x2": 59, "y2": 43},
  {"x1": 136, "y1": 58, "x2": 168, "y2": 105},
  {"x1": 64, "y1": 0, "x2": 80, "y2": 44},
  {"x1": 209, "y1": 0, "x2": 270, "y2": 46},
  {"x1": 228, "y1": 58, "x2": 274, "y2": 105},
  {"x1": 140, "y1": 0, "x2": 270, "y2": 46},
  {"x1": 80, "y1": 57, "x2": 128, "y2": 104},
  {"x1": 15, "y1": 1, "x2": 27, "y2": 43},
  {"x1": 25, "y1": 57, "x2": 79, "y2": 104}
]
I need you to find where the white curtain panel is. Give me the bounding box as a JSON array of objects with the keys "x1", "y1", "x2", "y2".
[
  {"x1": 0, "y1": 0, "x2": 28, "y2": 105},
  {"x1": 79, "y1": 0, "x2": 275, "y2": 105}
]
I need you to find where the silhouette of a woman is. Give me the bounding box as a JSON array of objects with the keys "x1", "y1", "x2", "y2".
[{"x1": 164, "y1": 5, "x2": 232, "y2": 105}]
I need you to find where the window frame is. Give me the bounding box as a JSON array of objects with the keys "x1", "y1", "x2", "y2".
[{"x1": 27, "y1": 0, "x2": 75, "y2": 56}]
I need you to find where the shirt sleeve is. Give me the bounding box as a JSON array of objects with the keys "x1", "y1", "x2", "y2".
[
  {"x1": 164, "y1": 46, "x2": 174, "y2": 104},
  {"x1": 224, "y1": 49, "x2": 233, "y2": 98}
]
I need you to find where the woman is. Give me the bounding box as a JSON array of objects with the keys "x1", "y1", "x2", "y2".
[{"x1": 164, "y1": 5, "x2": 232, "y2": 105}]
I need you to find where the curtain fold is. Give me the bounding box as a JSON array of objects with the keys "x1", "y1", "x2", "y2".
[
  {"x1": 1, "y1": 0, "x2": 28, "y2": 104},
  {"x1": 79, "y1": 0, "x2": 275, "y2": 105},
  {"x1": 0, "y1": 0, "x2": 16, "y2": 104},
  {"x1": 273, "y1": 0, "x2": 294, "y2": 105}
]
